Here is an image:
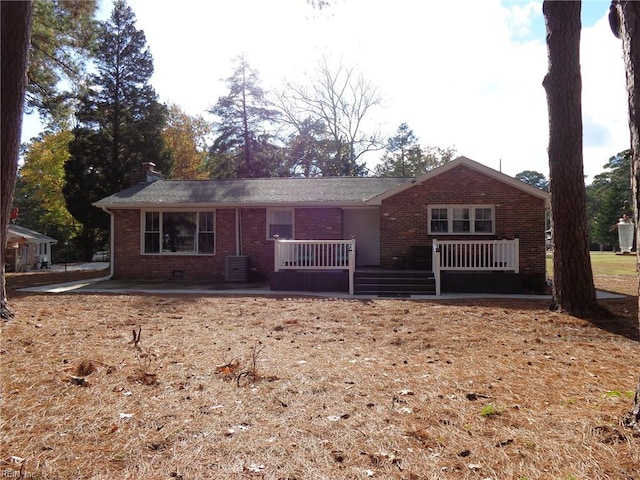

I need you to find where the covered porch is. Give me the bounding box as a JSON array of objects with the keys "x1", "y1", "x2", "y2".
[{"x1": 270, "y1": 238, "x2": 521, "y2": 296}]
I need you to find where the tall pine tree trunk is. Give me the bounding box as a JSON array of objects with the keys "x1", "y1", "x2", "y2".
[
  {"x1": 611, "y1": 0, "x2": 640, "y2": 432},
  {"x1": 542, "y1": 0, "x2": 598, "y2": 317},
  {"x1": 1, "y1": 1, "x2": 33, "y2": 320}
]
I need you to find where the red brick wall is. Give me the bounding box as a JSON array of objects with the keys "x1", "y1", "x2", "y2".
[
  {"x1": 112, "y1": 209, "x2": 239, "y2": 281},
  {"x1": 379, "y1": 165, "x2": 547, "y2": 276},
  {"x1": 239, "y1": 207, "x2": 343, "y2": 278},
  {"x1": 239, "y1": 208, "x2": 269, "y2": 278},
  {"x1": 112, "y1": 207, "x2": 344, "y2": 282},
  {"x1": 295, "y1": 208, "x2": 342, "y2": 240}
]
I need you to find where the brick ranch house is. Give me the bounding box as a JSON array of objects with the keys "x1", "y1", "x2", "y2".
[{"x1": 93, "y1": 156, "x2": 549, "y2": 296}]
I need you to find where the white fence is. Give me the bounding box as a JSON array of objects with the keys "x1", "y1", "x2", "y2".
[
  {"x1": 273, "y1": 238, "x2": 356, "y2": 294},
  {"x1": 433, "y1": 239, "x2": 519, "y2": 295}
]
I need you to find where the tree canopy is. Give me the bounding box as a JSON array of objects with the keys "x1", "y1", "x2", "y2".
[
  {"x1": 14, "y1": 130, "x2": 78, "y2": 242},
  {"x1": 207, "y1": 55, "x2": 282, "y2": 178},
  {"x1": 515, "y1": 170, "x2": 549, "y2": 191},
  {"x1": 27, "y1": 0, "x2": 98, "y2": 128},
  {"x1": 163, "y1": 104, "x2": 211, "y2": 180},
  {"x1": 277, "y1": 56, "x2": 383, "y2": 176},
  {"x1": 586, "y1": 150, "x2": 632, "y2": 248},
  {"x1": 63, "y1": 0, "x2": 167, "y2": 259},
  {"x1": 374, "y1": 123, "x2": 456, "y2": 177}
]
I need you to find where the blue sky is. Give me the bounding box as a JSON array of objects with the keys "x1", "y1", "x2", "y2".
[
  {"x1": 22, "y1": 0, "x2": 627, "y2": 181},
  {"x1": 505, "y1": 0, "x2": 611, "y2": 39}
]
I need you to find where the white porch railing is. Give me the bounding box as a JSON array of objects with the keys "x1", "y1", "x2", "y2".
[
  {"x1": 433, "y1": 239, "x2": 519, "y2": 295},
  {"x1": 273, "y1": 238, "x2": 356, "y2": 294}
]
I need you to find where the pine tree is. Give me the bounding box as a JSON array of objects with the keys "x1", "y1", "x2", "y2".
[
  {"x1": 64, "y1": 0, "x2": 167, "y2": 259},
  {"x1": 27, "y1": 0, "x2": 98, "y2": 127},
  {"x1": 609, "y1": 0, "x2": 640, "y2": 432},
  {"x1": 542, "y1": 0, "x2": 597, "y2": 316},
  {"x1": 1, "y1": 0, "x2": 33, "y2": 319},
  {"x1": 374, "y1": 123, "x2": 456, "y2": 177},
  {"x1": 207, "y1": 55, "x2": 282, "y2": 178}
]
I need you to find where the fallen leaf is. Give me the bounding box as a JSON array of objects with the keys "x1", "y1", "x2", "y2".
[
  {"x1": 246, "y1": 463, "x2": 265, "y2": 472},
  {"x1": 398, "y1": 389, "x2": 414, "y2": 396},
  {"x1": 69, "y1": 375, "x2": 89, "y2": 387}
]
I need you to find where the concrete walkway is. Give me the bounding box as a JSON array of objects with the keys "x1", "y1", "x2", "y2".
[{"x1": 17, "y1": 275, "x2": 626, "y2": 301}]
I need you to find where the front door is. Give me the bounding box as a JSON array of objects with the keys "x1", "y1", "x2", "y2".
[{"x1": 343, "y1": 208, "x2": 380, "y2": 267}]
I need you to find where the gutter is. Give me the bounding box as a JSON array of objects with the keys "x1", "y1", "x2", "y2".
[{"x1": 100, "y1": 207, "x2": 115, "y2": 280}]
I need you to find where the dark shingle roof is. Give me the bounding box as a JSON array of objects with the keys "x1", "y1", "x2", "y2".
[{"x1": 93, "y1": 177, "x2": 411, "y2": 208}]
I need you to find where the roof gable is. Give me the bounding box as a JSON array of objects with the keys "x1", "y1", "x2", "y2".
[
  {"x1": 367, "y1": 156, "x2": 550, "y2": 204},
  {"x1": 8, "y1": 225, "x2": 58, "y2": 244}
]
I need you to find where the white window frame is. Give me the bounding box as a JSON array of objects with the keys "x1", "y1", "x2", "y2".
[
  {"x1": 267, "y1": 208, "x2": 294, "y2": 240},
  {"x1": 428, "y1": 205, "x2": 495, "y2": 235},
  {"x1": 141, "y1": 209, "x2": 216, "y2": 255}
]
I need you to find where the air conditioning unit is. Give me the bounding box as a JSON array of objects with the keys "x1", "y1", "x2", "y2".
[{"x1": 225, "y1": 255, "x2": 249, "y2": 282}]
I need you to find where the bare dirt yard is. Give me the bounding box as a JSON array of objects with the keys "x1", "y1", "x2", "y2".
[{"x1": 1, "y1": 265, "x2": 639, "y2": 479}]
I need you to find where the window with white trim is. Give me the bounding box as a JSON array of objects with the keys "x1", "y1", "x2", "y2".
[
  {"x1": 428, "y1": 205, "x2": 495, "y2": 234},
  {"x1": 143, "y1": 211, "x2": 215, "y2": 254},
  {"x1": 267, "y1": 208, "x2": 294, "y2": 239}
]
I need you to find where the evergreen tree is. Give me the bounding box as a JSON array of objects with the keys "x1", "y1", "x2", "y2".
[
  {"x1": 64, "y1": 0, "x2": 168, "y2": 259},
  {"x1": 207, "y1": 55, "x2": 282, "y2": 178},
  {"x1": 374, "y1": 123, "x2": 456, "y2": 177},
  {"x1": 1, "y1": 0, "x2": 32, "y2": 320},
  {"x1": 281, "y1": 117, "x2": 331, "y2": 177},
  {"x1": 542, "y1": 0, "x2": 597, "y2": 316},
  {"x1": 27, "y1": 0, "x2": 98, "y2": 128},
  {"x1": 515, "y1": 170, "x2": 550, "y2": 191},
  {"x1": 609, "y1": 0, "x2": 640, "y2": 433},
  {"x1": 586, "y1": 150, "x2": 632, "y2": 249}
]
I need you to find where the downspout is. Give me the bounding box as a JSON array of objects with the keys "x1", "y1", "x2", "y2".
[
  {"x1": 101, "y1": 207, "x2": 115, "y2": 279},
  {"x1": 235, "y1": 208, "x2": 241, "y2": 256}
]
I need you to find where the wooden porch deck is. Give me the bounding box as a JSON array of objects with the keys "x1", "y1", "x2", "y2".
[{"x1": 270, "y1": 268, "x2": 522, "y2": 296}]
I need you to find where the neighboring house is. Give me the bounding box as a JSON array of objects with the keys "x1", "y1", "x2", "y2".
[
  {"x1": 6, "y1": 224, "x2": 57, "y2": 272},
  {"x1": 93, "y1": 156, "x2": 549, "y2": 295}
]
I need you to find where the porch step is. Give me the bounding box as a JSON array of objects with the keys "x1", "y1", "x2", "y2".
[{"x1": 354, "y1": 269, "x2": 436, "y2": 296}]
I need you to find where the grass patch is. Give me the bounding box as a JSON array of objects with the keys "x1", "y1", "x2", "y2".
[
  {"x1": 547, "y1": 252, "x2": 636, "y2": 277},
  {"x1": 547, "y1": 252, "x2": 637, "y2": 296},
  {"x1": 590, "y1": 252, "x2": 638, "y2": 276},
  {"x1": 479, "y1": 404, "x2": 502, "y2": 417}
]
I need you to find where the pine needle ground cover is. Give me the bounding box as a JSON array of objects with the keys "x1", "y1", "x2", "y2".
[{"x1": 1, "y1": 274, "x2": 639, "y2": 479}]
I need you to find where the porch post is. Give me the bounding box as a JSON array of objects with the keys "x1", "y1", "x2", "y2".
[
  {"x1": 273, "y1": 236, "x2": 280, "y2": 272},
  {"x1": 348, "y1": 239, "x2": 356, "y2": 295},
  {"x1": 514, "y1": 238, "x2": 520, "y2": 274},
  {"x1": 433, "y1": 239, "x2": 441, "y2": 296}
]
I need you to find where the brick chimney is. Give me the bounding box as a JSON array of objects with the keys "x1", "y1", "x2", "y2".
[{"x1": 132, "y1": 162, "x2": 163, "y2": 185}]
